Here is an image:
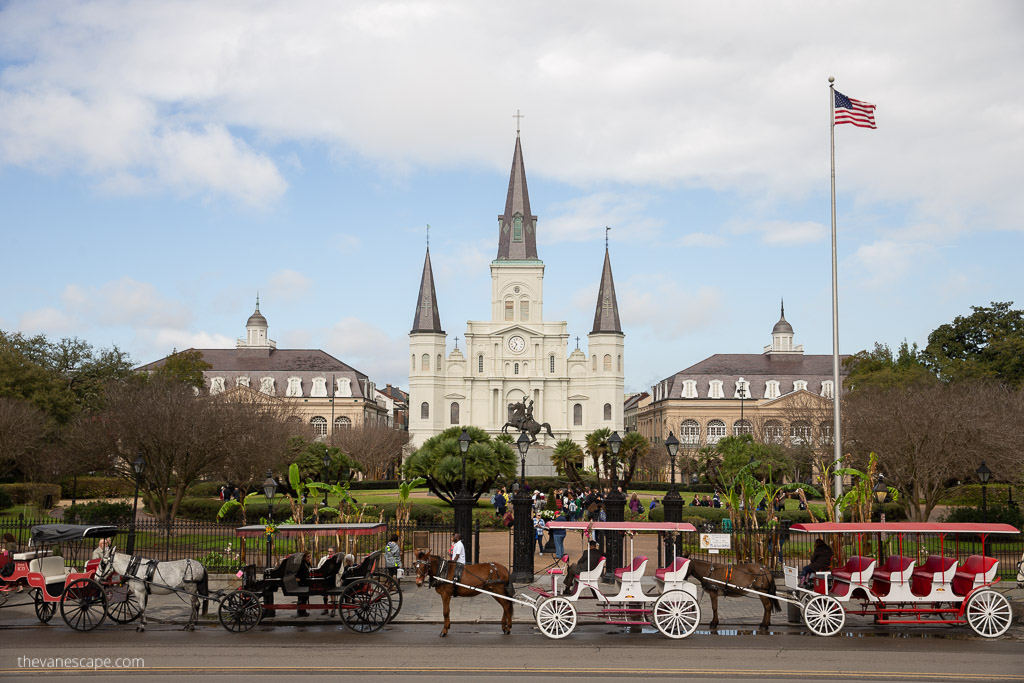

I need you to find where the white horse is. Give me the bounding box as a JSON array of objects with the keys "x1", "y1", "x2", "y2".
[{"x1": 97, "y1": 547, "x2": 209, "y2": 632}]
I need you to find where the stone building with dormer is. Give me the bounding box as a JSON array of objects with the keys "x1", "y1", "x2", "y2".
[
  {"x1": 137, "y1": 300, "x2": 390, "y2": 437},
  {"x1": 407, "y1": 133, "x2": 625, "y2": 449}
]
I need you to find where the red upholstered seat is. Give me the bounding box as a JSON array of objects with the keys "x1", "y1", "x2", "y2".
[
  {"x1": 614, "y1": 555, "x2": 648, "y2": 579},
  {"x1": 871, "y1": 556, "x2": 914, "y2": 595},
  {"x1": 655, "y1": 557, "x2": 689, "y2": 581},
  {"x1": 951, "y1": 555, "x2": 998, "y2": 596},
  {"x1": 911, "y1": 555, "x2": 957, "y2": 596},
  {"x1": 832, "y1": 556, "x2": 874, "y2": 582}
]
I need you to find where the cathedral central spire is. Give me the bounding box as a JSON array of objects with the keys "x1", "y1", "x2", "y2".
[{"x1": 496, "y1": 134, "x2": 539, "y2": 260}]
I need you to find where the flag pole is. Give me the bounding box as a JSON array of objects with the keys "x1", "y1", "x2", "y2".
[{"x1": 828, "y1": 76, "x2": 843, "y2": 516}]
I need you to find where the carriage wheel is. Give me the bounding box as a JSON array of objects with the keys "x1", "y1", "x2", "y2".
[
  {"x1": 370, "y1": 572, "x2": 403, "y2": 623},
  {"x1": 653, "y1": 590, "x2": 701, "y2": 639},
  {"x1": 60, "y1": 578, "x2": 108, "y2": 632},
  {"x1": 803, "y1": 595, "x2": 845, "y2": 636},
  {"x1": 535, "y1": 596, "x2": 577, "y2": 639},
  {"x1": 33, "y1": 589, "x2": 57, "y2": 624},
  {"x1": 340, "y1": 579, "x2": 393, "y2": 634},
  {"x1": 965, "y1": 589, "x2": 1012, "y2": 638},
  {"x1": 104, "y1": 585, "x2": 142, "y2": 624},
  {"x1": 218, "y1": 590, "x2": 262, "y2": 633}
]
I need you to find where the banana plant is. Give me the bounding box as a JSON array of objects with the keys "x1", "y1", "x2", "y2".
[
  {"x1": 835, "y1": 452, "x2": 899, "y2": 523},
  {"x1": 216, "y1": 491, "x2": 269, "y2": 525}
]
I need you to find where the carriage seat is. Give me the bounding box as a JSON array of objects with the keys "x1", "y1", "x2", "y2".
[
  {"x1": 832, "y1": 556, "x2": 875, "y2": 584},
  {"x1": 309, "y1": 555, "x2": 344, "y2": 591},
  {"x1": 577, "y1": 557, "x2": 606, "y2": 582},
  {"x1": 29, "y1": 556, "x2": 69, "y2": 584},
  {"x1": 655, "y1": 557, "x2": 690, "y2": 582},
  {"x1": 13, "y1": 549, "x2": 51, "y2": 561},
  {"x1": 871, "y1": 556, "x2": 915, "y2": 595},
  {"x1": 911, "y1": 555, "x2": 957, "y2": 596},
  {"x1": 951, "y1": 555, "x2": 998, "y2": 596},
  {"x1": 279, "y1": 553, "x2": 311, "y2": 596},
  {"x1": 614, "y1": 556, "x2": 648, "y2": 581}
]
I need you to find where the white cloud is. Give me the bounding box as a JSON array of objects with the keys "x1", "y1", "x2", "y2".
[
  {"x1": 849, "y1": 240, "x2": 936, "y2": 288},
  {"x1": 617, "y1": 275, "x2": 722, "y2": 340},
  {"x1": 148, "y1": 329, "x2": 235, "y2": 353},
  {"x1": 267, "y1": 269, "x2": 312, "y2": 300},
  {"x1": 678, "y1": 232, "x2": 726, "y2": 248},
  {"x1": 60, "y1": 278, "x2": 190, "y2": 329},
  {"x1": 727, "y1": 219, "x2": 827, "y2": 246},
  {"x1": 324, "y1": 316, "x2": 408, "y2": 386},
  {"x1": 18, "y1": 307, "x2": 78, "y2": 335},
  {"x1": 544, "y1": 193, "x2": 663, "y2": 244}
]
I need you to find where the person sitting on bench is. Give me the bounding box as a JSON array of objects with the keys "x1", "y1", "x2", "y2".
[
  {"x1": 800, "y1": 539, "x2": 833, "y2": 588},
  {"x1": 563, "y1": 539, "x2": 602, "y2": 595}
]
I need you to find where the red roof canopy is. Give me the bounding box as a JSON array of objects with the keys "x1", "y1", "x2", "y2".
[
  {"x1": 789, "y1": 522, "x2": 1019, "y2": 535},
  {"x1": 235, "y1": 523, "x2": 387, "y2": 538},
  {"x1": 546, "y1": 521, "x2": 696, "y2": 532}
]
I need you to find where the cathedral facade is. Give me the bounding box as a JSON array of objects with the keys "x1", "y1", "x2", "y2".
[{"x1": 408, "y1": 134, "x2": 625, "y2": 449}]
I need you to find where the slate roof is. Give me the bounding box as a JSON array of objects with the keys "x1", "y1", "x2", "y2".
[
  {"x1": 496, "y1": 134, "x2": 539, "y2": 260},
  {"x1": 658, "y1": 353, "x2": 848, "y2": 400},
  {"x1": 411, "y1": 248, "x2": 444, "y2": 334},
  {"x1": 591, "y1": 248, "x2": 622, "y2": 334}
]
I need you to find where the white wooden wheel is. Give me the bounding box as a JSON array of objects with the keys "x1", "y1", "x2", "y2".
[
  {"x1": 965, "y1": 589, "x2": 1012, "y2": 638},
  {"x1": 803, "y1": 594, "x2": 845, "y2": 636},
  {"x1": 653, "y1": 590, "x2": 701, "y2": 639},
  {"x1": 535, "y1": 596, "x2": 577, "y2": 639}
]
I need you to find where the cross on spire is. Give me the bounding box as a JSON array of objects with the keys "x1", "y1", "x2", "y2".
[
  {"x1": 605, "y1": 226, "x2": 610, "y2": 249},
  {"x1": 454, "y1": 336, "x2": 459, "y2": 350},
  {"x1": 426, "y1": 224, "x2": 430, "y2": 249},
  {"x1": 575, "y1": 336, "x2": 580, "y2": 350},
  {"x1": 513, "y1": 109, "x2": 525, "y2": 134}
]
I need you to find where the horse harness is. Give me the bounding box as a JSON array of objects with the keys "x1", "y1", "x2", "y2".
[
  {"x1": 125, "y1": 555, "x2": 160, "y2": 595},
  {"x1": 433, "y1": 559, "x2": 505, "y2": 591}
]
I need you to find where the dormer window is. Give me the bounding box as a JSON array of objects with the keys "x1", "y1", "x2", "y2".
[
  {"x1": 235, "y1": 376, "x2": 250, "y2": 388},
  {"x1": 681, "y1": 380, "x2": 698, "y2": 399},
  {"x1": 708, "y1": 380, "x2": 724, "y2": 399},
  {"x1": 794, "y1": 380, "x2": 808, "y2": 392},
  {"x1": 286, "y1": 377, "x2": 303, "y2": 397},
  {"x1": 209, "y1": 377, "x2": 225, "y2": 395},
  {"x1": 765, "y1": 380, "x2": 780, "y2": 400},
  {"x1": 311, "y1": 377, "x2": 328, "y2": 397},
  {"x1": 821, "y1": 380, "x2": 834, "y2": 399}
]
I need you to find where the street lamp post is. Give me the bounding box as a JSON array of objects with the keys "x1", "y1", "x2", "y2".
[
  {"x1": 662, "y1": 432, "x2": 682, "y2": 563},
  {"x1": 737, "y1": 379, "x2": 747, "y2": 430},
  {"x1": 873, "y1": 474, "x2": 888, "y2": 517},
  {"x1": 603, "y1": 432, "x2": 626, "y2": 583},
  {"x1": 453, "y1": 428, "x2": 474, "y2": 563},
  {"x1": 126, "y1": 454, "x2": 146, "y2": 554},
  {"x1": 512, "y1": 432, "x2": 534, "y2": 583},
  {"x1": 321, "y1": 448, "x2": 332, "y2": 508},
  {"x1": 263, "y1": 471, "x2": 278, "y2": 569},
  {"x1": 976, "y1": 461, "x2": 991, "y2": 523}
]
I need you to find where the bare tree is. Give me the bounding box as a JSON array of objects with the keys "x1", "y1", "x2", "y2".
[
  {"x1": 0, "y1": 398, "x2": 46, "y2": 479},
  {"x1": 331, "y1": 423, "x2": 409, "y2": 479},
  {"x1": 843, "y1": 380, "x2": 1024, "y2": 521}
]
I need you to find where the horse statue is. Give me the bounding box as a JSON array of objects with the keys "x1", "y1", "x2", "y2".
[
  {"x1": 97, "y1": 545, "x2": 209, "y2": 632},
  {"x1": 414, "y1": 551, "x2": 515, "y2": 637},
  {"x1": 682, "y1": 552, "x2": 780, "y2": 630},
  {"x1": 500, "y1": 399, "x2": 554, "y2": 443}
]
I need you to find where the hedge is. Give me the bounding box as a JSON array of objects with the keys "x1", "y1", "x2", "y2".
[
  {"x1": 0, "y1": 483, "x2": 62, "y2": 507},
  {"x1": 60, "y1": 476, "x2": 134, "y2": 499},
  {"x1": 66, "y1": 501, "x2": 134, "y2": 524},
  {"x1": 940, "y1": 484, "x2": 1020, "y2": 507},
  {"x1": 940, "y1": 504, "x2": 1023, "y2": 527},
  {"x1": 0, "y1": 489, "x2": 12, "y2": 509}
]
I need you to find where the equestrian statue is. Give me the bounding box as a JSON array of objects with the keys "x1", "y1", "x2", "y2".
[{"x1": 500, "y1": 399, "x2": 554, "y2": 443}]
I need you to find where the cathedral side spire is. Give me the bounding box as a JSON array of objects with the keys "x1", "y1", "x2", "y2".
[
  {"x1": 591, "y1": 247, "x2": 622, "y2": 334},
  {"x1": 496, "y1": 133, "x2": 539, "y2": 260},
  {"x1": 411, "y1": 248, "x2": 444, "y2": 334}
]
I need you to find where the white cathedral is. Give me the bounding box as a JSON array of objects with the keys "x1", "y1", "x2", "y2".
[{"x1": 408, "y1": 133, "x2": 625, "y2": 449}]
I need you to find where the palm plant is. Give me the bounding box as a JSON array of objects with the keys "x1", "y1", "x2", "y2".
[
  {"x1": 619, "y1": 430, "x2": 650, "y2": 489},
  {"x1": 585, "y1": 428, "x2": 611, "y2": 490},
  {"x1": 550, "y1": 439, "x2": 584, "y2": 485}
]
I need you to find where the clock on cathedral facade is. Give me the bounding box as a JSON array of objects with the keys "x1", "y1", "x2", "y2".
[{"x1": 408, "y1": 132, "x2": 625, "y2": 449}]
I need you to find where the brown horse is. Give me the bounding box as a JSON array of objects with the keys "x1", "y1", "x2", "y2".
[
  {"x1": 683, "y1": 553, "x2": 781, "y2": 630},
  {"x1": 414, "y1": 551, "x2": 515, "y2": 637}
]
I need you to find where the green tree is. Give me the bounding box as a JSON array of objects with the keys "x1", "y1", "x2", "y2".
[
  {"x1": 844, "y1": 340, "x2": 936, "y2": 391},
  {"x1": 584, "y1": 427, "x2": 612, "y2": 490},
  {"x1": 403, "y1": 426, "x2": 516, "y2": 504},
  {"x1": 153, "y1": 349, "x2": 212, "y2": 389},
  {"x1": 714, "y1": 434, "x2": 791, "y2": 484},
  {"x1": 619, "y1": 430, "x2": 650, "y2": 489},
  {"x1": 550, "y1": 438, "x2": 584, "y2": 485},
  {"x1": 923, "y1": 301, "x2": 1024, "y2": 387}
]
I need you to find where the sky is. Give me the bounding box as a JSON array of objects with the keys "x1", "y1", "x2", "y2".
[{"x1": 1, "y1": 1, "x2": 1022, "y2": 394}]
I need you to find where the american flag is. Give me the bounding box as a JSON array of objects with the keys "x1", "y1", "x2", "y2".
[{"x1": 834, "y1": 90, "x2": 877, "y2": 129}]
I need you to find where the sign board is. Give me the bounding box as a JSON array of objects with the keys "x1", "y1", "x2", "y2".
[{"x1": 700, "y1": 533, "x2": 731, "y2": 551}]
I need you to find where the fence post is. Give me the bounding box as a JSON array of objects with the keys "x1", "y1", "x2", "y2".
[{"x1": 474, "y1": 518, "x2": 480, "y2": 564}]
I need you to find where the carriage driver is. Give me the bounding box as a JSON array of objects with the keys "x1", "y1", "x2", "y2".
[
  {"x1": 91, "y1": 537, "x2": 111, "y2": 560},
  {"x1": 563, "y1": 539, "x2": 602, "y2": 595},
  {"x1": 448, "y1": 532, "x2": 466, "y2": 595}
]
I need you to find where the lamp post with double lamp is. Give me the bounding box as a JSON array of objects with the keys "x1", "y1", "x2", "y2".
[
  {"x1": 512, "y1": 432, "x2": 534, "y2": 583},
  {"x1": 603, "y1": 431, "x2": 626, "y2": 582},
  {"x1": 321, "y1": 448, "x2": 332, "y2": 508},
  {"x1": 976, "y1": 461, "x2": 991, "y2": 523},
  {"x1": 662, "y1": 432, "x2": 683, "y2": 562},
  {"x1": 453, "y1": 428, "x2": 474, "y2": 563},
  {"x1": 126, "y1": 454, "x2": 146, "y2": 554},
  {"x1": 737, "y1": 380, "x2": 748, "y2": 432},
  {"x1": 263, "y1": 472, "x2": 278, "y2": 569}
]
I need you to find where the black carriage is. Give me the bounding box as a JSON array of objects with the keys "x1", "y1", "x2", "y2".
[{"x1": 218, "y1": 523, "x2": 401, "y2": 633}]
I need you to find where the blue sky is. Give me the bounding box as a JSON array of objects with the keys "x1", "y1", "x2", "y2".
[{"x1": 1, "y1": 1, "x2": 1021, "y2": 394}]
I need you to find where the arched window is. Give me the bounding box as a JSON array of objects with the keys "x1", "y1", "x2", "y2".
[
  {"x1": 520, "y1": 300, "x2": 529, "y2": 321},
  {"x1": 478, "y1": 354, "x2": 484, "y2": 373},
  {"x1": 549, "y1": 355, "x2": 555, "y2": 373},
  {"x1": 765, "y1": 419, "x2": 784, "y2": 443},
  {"x1": 421, "y1": 354, "x2": 430, "y2": 371},
  {"x1": 513, "y1": 215, "x2": 523, "y2": 242},
  {"x1": 733, "y1": 419, "x2": 752, "y2": 436},
  {"x1": 514, "y1": 363, "x2": 519, "y2": 375},
  {"x1": 603, "y1": 403, "x2": 612, "y2": 420},
  {"x1": 573, "y1": 403, "x2": 583, "y2": 426},
  {"x1": 334, "y1": 416, "x2": 351, "y2": 431},
  {"x1": 603, "y1": 354, "x2": 611, "y2": 371},
  {"x1": 617, "y1": 355, "x2": 622, "y2": 372},
  {"x1": 680, "y1": 419, "x2": 700, "y2": 445},
  {"x1": 437, "y1": 354, "x2": 441, "y2": 370},
  {"x1": 790, "y1": 421, "x2": 812, "y2": 445},
  {"x1": 707, "y1": 419, "x2": 726, "y2": 444},
  {"x1": 450, "y1": 402, "x2": 460, "y2": 425},
  {"x1": 592, "y1": 355, "x2": 596, "y2": 371},
  {"x1": 819, "y1": 422, "x2": 834, "y2": 446},
  {"x1": 310, "y1": 416, "x2": 328, "y2": 437},
  {"x1": 505, "y1": 300, "x2": 514, "y2": 321},
  {"x1": 411, "y1": 354, "x2": 415, "y2": 372},
  {"x1": 420, "y1": 402, "x2": 429, "y2": 419}
]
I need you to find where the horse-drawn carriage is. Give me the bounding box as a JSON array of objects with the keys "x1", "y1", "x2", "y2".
[
  {"x1": 0, "y1": 524, "x2": 141, "y2": 631},
  {"x1": 781, "y1": 522, "x2": 1019, "y2": 638},
  {"x1": 219, "y1": 523, "x2": 401, "y2": 633}
]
